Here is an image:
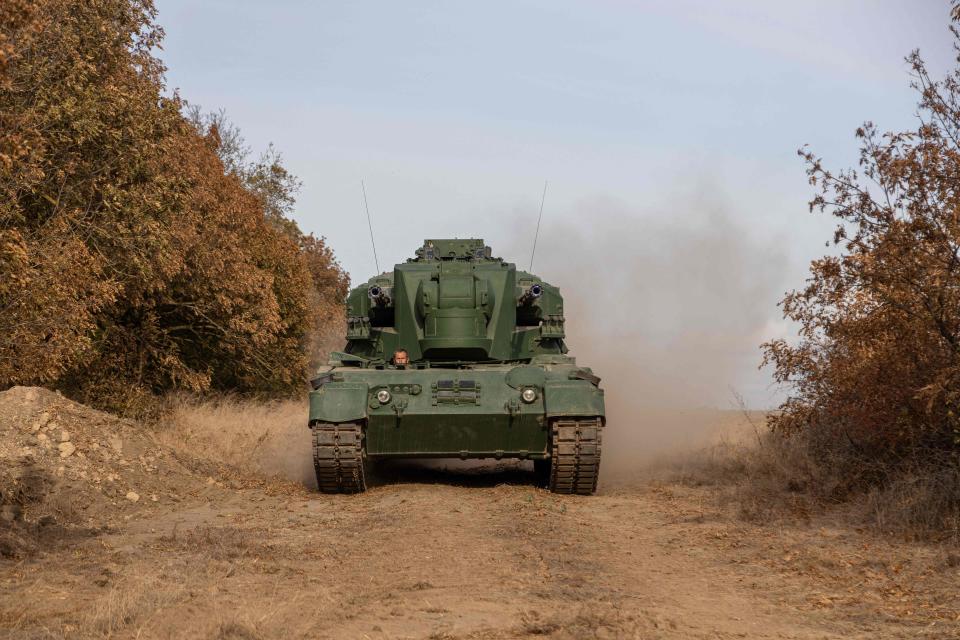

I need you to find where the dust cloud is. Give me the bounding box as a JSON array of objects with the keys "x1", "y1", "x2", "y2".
[
  {"x1": 159, "y1": 397, "x2": 316, "y2": 488},
  {"x1": 219, "y1": 193, "x2": 790, "y2": 488},
  {"x1": 507, "y1": 191, "x2": 790, "y2": 480}
]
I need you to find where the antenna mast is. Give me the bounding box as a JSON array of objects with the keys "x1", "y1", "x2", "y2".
[
  {"x1": 361, "y1": 180, "x2": 380, "y2": 273},
  {"x1": 529, "y1": 180, "x2": 548, "y2": 272}
]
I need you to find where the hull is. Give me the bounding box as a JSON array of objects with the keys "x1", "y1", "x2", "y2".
[{"x1": 308, "y1": 362, "x2": 605, "y2": 460}]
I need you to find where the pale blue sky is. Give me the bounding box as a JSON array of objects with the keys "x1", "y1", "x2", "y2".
[{"x1": 155, "y1": 1, "x2": 956, "y2": 407}]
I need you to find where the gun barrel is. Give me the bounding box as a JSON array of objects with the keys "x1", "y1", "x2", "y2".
[
  {"x1": 519, "y1": 283, "x2": 543, "y2": 305},
  {"x1": 368, "y1": 285, "x2": 391, "y2": 306}
]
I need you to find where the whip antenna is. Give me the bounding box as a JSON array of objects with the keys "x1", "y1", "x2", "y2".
[
  {"x1": 361, "y1": 180, "x2": 380, "y2": 273},
  {"x1": 529, "y1": 180, "x2": 548, "y2": 271}
]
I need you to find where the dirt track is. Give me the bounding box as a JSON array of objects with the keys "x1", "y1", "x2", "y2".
[
  {"x1": 1, "y1": 387, "x2": 958, "y2": 639},
  {"x1": 4, "y1": 464, "x2": 959, "y2": 639}
]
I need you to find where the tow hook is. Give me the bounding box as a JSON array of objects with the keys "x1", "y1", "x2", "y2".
[{"x1": 393, "y1": 398, "x2": 408, "y2": 423}]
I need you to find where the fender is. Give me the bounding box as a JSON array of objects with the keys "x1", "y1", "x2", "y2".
[
  {"x1": 543, "y1": 379, "x2": 605, "y2": 419},
  {"x1": 309, "y1": 381, "x2": 369, "y2": 424}
]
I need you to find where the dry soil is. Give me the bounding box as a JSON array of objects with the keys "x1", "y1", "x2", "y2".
[{"x1": 1, "y1": 387, "x2": 958, "y2": 639}]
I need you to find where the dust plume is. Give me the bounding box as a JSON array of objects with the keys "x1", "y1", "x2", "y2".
[
  {"x1": 157, "y1": 192, "x2": 790, "y2": 489},
  {"x1": 507, "y1": 190, "x2": 789, "y2": 480},
  {"x1": 158, "y1": 396, "x2": 315, "y2": 488}
]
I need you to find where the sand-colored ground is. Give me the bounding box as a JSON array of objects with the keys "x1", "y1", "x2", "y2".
[{"x1": 1, "y1": 387, "x2": 957, "y2": 639}]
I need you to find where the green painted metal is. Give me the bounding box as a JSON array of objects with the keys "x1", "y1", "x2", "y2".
[
  {"x1": 309, "y1": 239, "x2": 604, "y2": 460},
  {"x1": 309, "y1": 381, "x2": 369, "y2": 424},
  {"x1": 543, "y1": 380, "x2": 606, "y2": 417}
]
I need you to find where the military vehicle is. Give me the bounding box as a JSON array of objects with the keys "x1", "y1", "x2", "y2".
[{"x1": 308, "y1": 238, "x2": 605, "y2": 494}]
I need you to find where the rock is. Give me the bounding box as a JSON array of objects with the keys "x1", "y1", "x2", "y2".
[
  {"x1": 150, "y1": 494, "x2": 158, "y2": 502},
  {"x1": 125, "y1": 491, "x2": 140, "y2": 503},
  {"x1": 37, "y1": 411, "x2": 50, "y2": 427},
  {"x1": 58, "y1": 441, "x2": 76, "y2": 458},
  {"x1": 37, "y1": 433, "x2": 48, "y2": 443},
  {"x1": 109, "y1": 437, "x2": 123, "y2": 454},
  {"x1": 59, "y1": 430, "x2": 70, "y2": 442},
  {"x1": 0, "y1": 504, "x2": 23, "y2": 523}
]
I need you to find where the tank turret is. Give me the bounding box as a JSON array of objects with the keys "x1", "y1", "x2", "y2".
[{"x1": 343, "y1": 239, "x2": 566, "y2": 364}]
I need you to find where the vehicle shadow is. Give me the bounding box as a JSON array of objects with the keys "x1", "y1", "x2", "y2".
[{"x1": 370, "y1": 459, "x2": 543, "y2": 489}]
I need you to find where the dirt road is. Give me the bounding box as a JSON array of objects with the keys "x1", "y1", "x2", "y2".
[
  {"x1": 1, "y1": 387, "x2": 957, "y2": 639},
  {"x1": 3, "y1": 463, "x2": 958, "y2": 639}
]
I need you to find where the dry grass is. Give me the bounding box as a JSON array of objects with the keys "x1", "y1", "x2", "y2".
[
  {"x1": 863, "y1": 465, "x2": 960, "y2": 541},
  {"x1": 83, "y1": 568, "x2": 187, "y2": 635},
  {"x1": 652, "y1": 396, "x2": 960, "y2": 542},
  {"x1": 154, "y1": 395, "x2": 315, "y2": 488},
  {"x1": 157, "y1": 524, "x2": 278, "y2": 561},
  {"x1": 667, "y1": 429, "x2": 960, "y2": 543},
  {"x1": 78, "y1": 523, "x2": 288, "y2": 638},
  {"x1": 78, "y1": 559, "x2": 275, "y2": 638}
]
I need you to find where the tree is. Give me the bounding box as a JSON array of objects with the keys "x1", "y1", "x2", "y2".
[
  {"x1": 0, "y1": 0, "x2": 347, "y2": 413},
  {"x1": 763, "y1": 4, "x2": 960, "y2": 496}
]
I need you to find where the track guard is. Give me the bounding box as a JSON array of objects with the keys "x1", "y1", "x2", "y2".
[
  {"x1": 543, "y1": 380, "x2": 605, "y2": 420},
  {"x1": 309, "y1": 382, "x2": 369, "y2": 424}
]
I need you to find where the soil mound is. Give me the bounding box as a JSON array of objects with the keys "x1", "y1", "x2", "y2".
[{"x1": 0, "y1": 386, "x2": 209, "y2": 557}]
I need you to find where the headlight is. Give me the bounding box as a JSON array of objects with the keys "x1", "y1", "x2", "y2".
[
  {"x1": 376, "y1": 389, "x2": 392, "y2": 404},
  {"x1": 521, "y1": 387, "x2": 537, "y2": 403}
]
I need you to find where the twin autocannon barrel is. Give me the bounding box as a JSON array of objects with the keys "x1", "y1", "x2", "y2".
[
  {"x1": 519, "y1": 283, "x2": 543, "y2": 305},
  {"x1": 368, "y1": 285, "x2": 391, "y2": 306}
]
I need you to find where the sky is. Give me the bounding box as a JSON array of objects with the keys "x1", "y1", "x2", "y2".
[{"x1": 154, "y1": 0, "x2": 956, "y2": 407}]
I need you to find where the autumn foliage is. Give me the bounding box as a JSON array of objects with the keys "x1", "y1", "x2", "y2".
[
  {"x1": 0, "y1": 0, "x2": 347, "y2": 413},
  {"x1": 762, "y1": 7, "x2": 960, "y2": 532}
]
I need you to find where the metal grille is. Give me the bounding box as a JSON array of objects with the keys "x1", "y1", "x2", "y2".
[{"x1": 431, "y1": 379, "x2": 481, "y2": 405}]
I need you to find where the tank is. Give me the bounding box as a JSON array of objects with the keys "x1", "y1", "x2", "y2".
[{"x1": 308, "y1": 238, "x2": 605, "y2": 494}]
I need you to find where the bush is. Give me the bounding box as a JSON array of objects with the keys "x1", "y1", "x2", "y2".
[
  {"x1": 761, "y1": 4, "x2": 960, "y2": 538},
  {"x1": 0, "y1": 1, "x2": 347, "y2": 413}
]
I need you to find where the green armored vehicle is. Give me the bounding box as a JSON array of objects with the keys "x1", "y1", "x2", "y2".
[{"x1": 308, "y1": 239, "x2": 604, "y2": 494}]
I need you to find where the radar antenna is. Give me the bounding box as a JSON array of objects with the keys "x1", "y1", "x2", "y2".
[
  {"x1": 529, "y1": 180, "x2": 548, "y2": 272},
  {"x1": 361, "y1": 180, "x2": 380, "y2": 273}
]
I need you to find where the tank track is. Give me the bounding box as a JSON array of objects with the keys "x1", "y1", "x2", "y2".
[
  {"x1": 311, "y1": 422, "x2": 367, "y2": 493},
  {"x1": 549, "y1": 417, "x2": 602, "y2": 495}
]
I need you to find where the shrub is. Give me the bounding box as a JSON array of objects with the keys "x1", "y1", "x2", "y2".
[
  {"x1": 0, "y1": 1, "x2": 347, "y2": 413},
  {"x1": 762, "y1": 4, "x2": 960, "y2": 536}
]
